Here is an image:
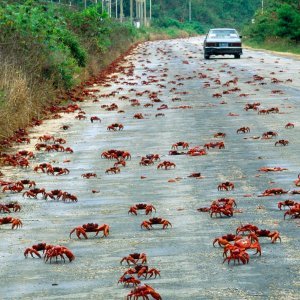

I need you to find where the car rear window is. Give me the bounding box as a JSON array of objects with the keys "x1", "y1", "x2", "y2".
[{"x1": 209, "y1": 30, "x2": 238, "y2": 38}]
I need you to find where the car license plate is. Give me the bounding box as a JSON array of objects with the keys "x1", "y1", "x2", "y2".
[{"x1": 219, "y1": 42, "x2": 228, "y2": 47}]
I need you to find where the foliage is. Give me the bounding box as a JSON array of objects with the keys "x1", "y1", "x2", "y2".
[{"x1": 244, "y1": 0, "x2": 300, "y2": 45}]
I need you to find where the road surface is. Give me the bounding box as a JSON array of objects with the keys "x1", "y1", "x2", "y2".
[{"x1": 0, "y1": 37, "x2": 299, "y2": 300}]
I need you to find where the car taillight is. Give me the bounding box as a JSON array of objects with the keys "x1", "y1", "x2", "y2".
[
  {"x1": 206, "y1": 42, "x2": 216, "y2": 47},
  {"x1": 231, "y1": 43, "x2": 241, "y2": 47}
]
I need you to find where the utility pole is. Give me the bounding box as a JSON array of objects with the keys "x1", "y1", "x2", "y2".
[
  {"x1": 130, "y1": 0, "x2": 133, "y2": 24},
  {"x1": 189, "y1": 0, "x2": 191, "y2": 22},
  {"x1": 144, "y1": 0, "x2": 147, "y2": 26},
  {"x1": 120, "y1": 0, "x2": 123, "y2": 22},
  {"x1": 84, "y1": 0, "x2": 87, "y2": 9},
  {"x1": 262, "y1": 0, "x2": 264, "y2": 14},
  {"x1": 149, "y1": 0, "x2": 152, "y2": 21},
  {"x1": 116, "y1": 0, "x2": 118, "y2": 18}
]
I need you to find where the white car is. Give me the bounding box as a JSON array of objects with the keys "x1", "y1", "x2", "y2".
[{"x1": 203, "y1": 28, "x2": 243, "y2": 59}]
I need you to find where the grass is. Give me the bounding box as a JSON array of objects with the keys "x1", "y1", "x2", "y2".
[{"x1": 244, "y1": 37, "x2": 300, "y2": 55}]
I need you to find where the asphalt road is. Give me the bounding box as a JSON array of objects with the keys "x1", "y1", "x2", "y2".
[{"x1": 0, "y1": 36, "x2": 299, "y2": 300}]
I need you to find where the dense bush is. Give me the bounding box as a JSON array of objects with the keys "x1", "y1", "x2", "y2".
[{"x1": 244, "y1": 1, "x2": 300, "y2": 44}]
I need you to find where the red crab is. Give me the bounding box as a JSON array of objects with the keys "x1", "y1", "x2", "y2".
[
  {"x1": 70, "y1": 223, "x2": 109, "y2": 239},
  {"x1": 294, "y1": 174, "x2": 300, "y2": 186},
  {"x1": 171, "y1": 141, "x2": 189, "y2": 149},
  {"x1": 213, "y1": 234, "x2": 243, "y2": 247},
  {"x1": 120, "y1": 253, "x2": 148, "y2": 265},
  {"x1": 157, "y1": 161, "x2": 176, "y2": 169},
  {"x1": 105, "y1": 166, "x2": 121, "y2": 174},
  {"x1": 278, "y1": 200, "x2": 299, "y2": 210},
  {"x1": 218, "y1": 181, "x2": 234, "y2": 191},
  {"x1": 141, "y1": 217, "x2": 172, "y2": 230},
  {"x1": 237, "y1": 127, "x2": 250, "y2": 134},
  {"x1": 275, "y1": 140, "x2": 289, "y2": 146},
  {"x1": 90, "y1": 116, "x2": 101, "y2": 123},
  {"x1": 262, "y1": 131, "x2": 278, "y2": 139},
  {"x1": 285, "y1": 122, "x2": 294, "y2": 128},
  {"x1": 118, "y1": 274, "x2": 141, "y2": 287},
  {"x1": 127, "y1": 284, "x2": 162, "y2": 300},
  {"x1": 284, "y1": 204, "x2": 300, "y2": 219},
  {"x1": 0, "y1": 202, "x2": 21, "y2": 213},
  {"x1": 259, "y1": 188, "x2": 288, "y2": 197},
  {"x1": 107, "y1": 123, "x2": 124, "y2": 131},
  {"x1": 81, "y1": 173, "x2": 97, "y2": 179},
  {"x1": 44, "y1": 245, "x2": 75, "y2": 263},
  {"x1": 128, "y1": 204, "x2": 156, "y2": 215},
  {"x1": 24, "y1": 242, "x2": 47, "y2": 258},
  {"x1": 0, "y1": 216, "x2": 22, "y2": 229},
  {"x1": 204, "y1": 141, "x2": 225, "y2": 149},
  {"x1": 123, "y1": 264, "x2": 161, "y2": 279},
  {"x1": 213, "y1": 132, "x2": 226, "y2": 138}
]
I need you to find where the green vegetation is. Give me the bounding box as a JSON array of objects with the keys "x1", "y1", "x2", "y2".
[{"x1": 243, "y1": 0, "x2": 300, "y2": 53}]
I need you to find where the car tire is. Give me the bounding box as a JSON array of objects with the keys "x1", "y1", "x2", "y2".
[
  {"x1": 204, "y1": 54, "x2": 210, "y2": 60},
  {"x1": 234, "y1": 54, "x2": 240, "y2": 59}
]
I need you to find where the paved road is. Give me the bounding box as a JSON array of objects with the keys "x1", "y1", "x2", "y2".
[{"x1": 1, "y1": 37, "x2": 299, "y2": 300}]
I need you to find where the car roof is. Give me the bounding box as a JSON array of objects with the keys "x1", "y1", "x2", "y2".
[{"x1": 209, "y1": 28, "x2": 237, "y2": 31}]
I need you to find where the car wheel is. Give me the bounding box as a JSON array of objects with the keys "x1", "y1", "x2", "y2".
[
  {"x1": 234, "y1": 54, "x2": 240, "y2": 59},
  {"x1": 204, "y1": 54, "x2": 210, "y2": 60}
]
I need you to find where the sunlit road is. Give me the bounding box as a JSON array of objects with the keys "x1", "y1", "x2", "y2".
[{"x1": 1, "y1": 37, "x2": 299, "y2": 300}]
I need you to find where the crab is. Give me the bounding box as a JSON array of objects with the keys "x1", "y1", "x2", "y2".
[
  {"x1": 2, "y1": 183, "x2": 24, "y2": 193},
  {"x1": 107, "y1": 123, "x2": 124, "y2": 131},
  {"x1": 218, "y1": 181, "x2": 234, "y2": 191},
  {"x1": 284, "y1": 204, "x2": 300, "y2": 219},
  {"x1": 213, "y1": 132, "x2": 226, "y2": 138},
  {"x1": 24, "y1": 242, "x2": 47, "y2": 258},
  {"x1": 70, "y1": 223, "x2": 110, "y2": 239},
  {"x1": 236, "y1": 127, "x2": 250, "y2": 134},
  {"x1": 157, "y1": 161, "x2": 176, "y2": 169},
  {"x1": 258, "y1": 167, "x2": 288, "y2": 172},
  {"x1": 133, "y1": 113, "x2": 144, "y2": 119},
  {"x1": 90, "y1": 116, "x2": 101, "y2": 123},
  {"x1": 61, "y1": 192, "x2": 78, "y2": 202},
  {"x1": 46, "y1": 167, "x2": 70, "y2": 176},
  {"x1": 0, "y1": 216, "x2": 22, "y2": 229},
  {"x1": 23, "y1": 188, "x2": 46, "y2": 199},
  {"x1": 262, "y1": 131, "x2": 278, "y2": 139},
  {"x1": 127, "y1": 284, "x2": 162, "y2": 300},
  {"x1": 210, "y1": 203, "x2": 234, "y2": 218},
  {"x1": 120, "y1": 253, "x2": 148, "y2": 265},
  {"x1": 118, "y1": 274, "x2": 141, "y2": 287},
  {"x1": 244, "y1": 102, "x2": 260, "y2": 111},
  {"x1": 105, "y1": 166, "x2": 121, "y2": 174},
  {"x1": 187, "y1": 147, "x2": 207, "y2": 156},
  {"x1": 44, "y1": 189, "x2": 64, "y2": 200},
  {"x1": 128, "y1": 204, "x2": 156, "y2": 215},
  {"x1": 141, "y1": 217, "x2": 172, "y2": 230},
  {"x1": 145, "y1": 154, "x2": 160, "y2": 161},
  {"x1": 259, "y1": 188, "x2": 288, "y2": 197},
  {"x1": 187, "y1": 173, "x2": 203, "y2": 179},
  {"x1": 213, "y1": 234, "x2": 242, "y2": 247},
  {"x1": 253, "y1": 229, "x2": 281, "y2": 243},
  {"x1": 0, "y1": 202, "x2": 21, "y2": 213},
  {"x1": 223, "y1": 246, "x2": 250, "y2": 265},
  {"x1": 38, "y1": 135, "x2": 55, "y2": 142},
  {"x1": 278, "y1": 200, "x2": 299, "y2": 210},
  {"x1": 294, "y1": 174, "x2": 300, "y2": 186},
  {"x1": 123, "y1": 264, "x2": 161, "y2": 279},
  {"x1": 44, "y1": 245, "x2": 75, "y2": 263},
  {"x1": 204, "y1": 141, "x2": 225, "y2": 149},
  {"x1": 275, "y1": 139, "x2": 289, "y2": 146},
  {"x1": 81, "y1": 173, "x2": 97, "y2": 179},
  {"x1": 224, "y1": 235, "x2": 262, "y2": 257},
  {"x1": 17, "y1": 179, "x2": 36, "y2": 188},
  {"x1": 33, "y1": 163, "x2": 52, "y2": 173},
  {"x1": 139, "y1": 158, "x2": 154, "y2": 166},
  {"x1": 169, "y1": 150, "x2": 186, "y2": 155},
  {"x1": 285, "y1": 122, "x2": 294, "y2": 128},
  {"x1": 236, "y1": 224, "x2": 259, "y2": 235},
  {"x1": 171, "y1": 141, "x2": 189, "y2": 150}
]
